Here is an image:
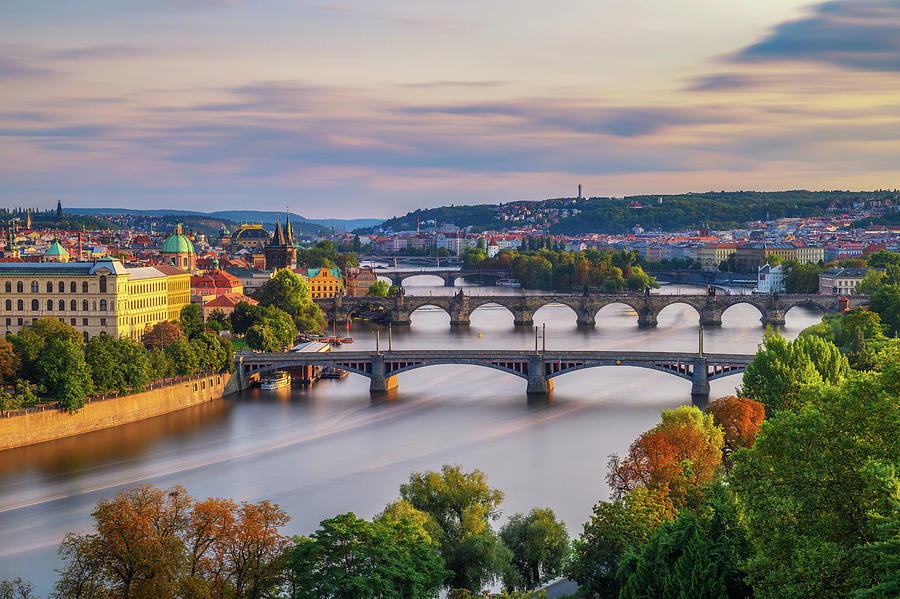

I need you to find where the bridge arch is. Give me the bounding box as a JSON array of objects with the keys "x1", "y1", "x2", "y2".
[
  {"x1": 593, "y1": 301, "x2": 646, "y2": 325},
  {"x1": 467, "y1": 301, "x2": 517, "y2": 325},
  {"x1": 721, "y1": 301, "x2": 763, "y2": 324},
  {"x1": 547, "y1": 361, "x2": 695, "y2": 381},
  {"x1": 533, "y1": 301, "x2": 579, "y2": 324},
  {"x1": 386, "y1": 360, "x2": 528, "y2": 379},
  {"x1": 246, "y1": 361, "x2": 373, "y2": 380},
  {"x1": 655, "y1": 300, "x2": 702, "y2": 324}
]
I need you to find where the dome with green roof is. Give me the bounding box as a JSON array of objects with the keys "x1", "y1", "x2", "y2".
[{"x1": 160, "y1": 224, "x2": 195, "y2": 255}]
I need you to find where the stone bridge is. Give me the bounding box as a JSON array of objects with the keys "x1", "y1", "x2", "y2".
[
  {"x1": 373, "y1": 268, "x2": 509, "y2": 287},
  {"x1": 236, "y1": 349, "x2": 755, "y2": 405},
  {"x1": 315, "y1": 292, "x2": 867, "y2": 328}
]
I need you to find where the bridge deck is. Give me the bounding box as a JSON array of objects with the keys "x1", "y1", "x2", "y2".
[{"x1": 239, "y1": 350, "x2": 755, "y2": 364}]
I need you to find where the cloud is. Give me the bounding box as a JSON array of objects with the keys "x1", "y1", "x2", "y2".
[
  {"x1": 732, "y1": 0, "x2": 900, "y2": 71},
  {"x1": 0, "y1": 55, "x2": 56, "y2": 79},
  {"x1": 49, "y1": 45, "x2": 151, "y2": 60},
  {"x1": 683, "y1": 73, "x2": 763, "y2": 92},
  {"x1": 0, "y1": 125, "x2": 116, "y2": 138},
  {"x1": 395, "y1": 80, "x2": 510, "y2": 89}
]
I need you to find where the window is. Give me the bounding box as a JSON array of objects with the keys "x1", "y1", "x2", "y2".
[
  {"x1": 71, "y1": 299, "x2": 76, "y2": 311},
  {"x1": 70, "y1": 281, "x2": 76, "y2": 293},
  {"x1": 100, "y1": 317, "x2": 106, "y2": 326},
  {"x1": 31, "y1": 299, "x2": 38, "y2": 311},
  {"x1": 82, "y1": 282, "x2": 88, "y2": 293},
  {"x1": 17, "y1": 300, "x2": 23, "y2": 311},
  {"x1": 99, "y1": 276, "x2": 107, "y2": 293},
  {"x1": 5, "y1": 318, "x2": 9, "y2": 326},
  {"x1": 82, "y1": 299, "x2": 89, "y2": 311},
  {"x1": 99, "y1": 299, "x2": 107, "y2": 311},
  {"x1": 46, "y1": 281, "x2": 52, "y2": 293},
  {"x1": 47, "y1": 299, "x2": 53, "y2": 311},
  {"x1": 16, "y1": 281, "x2": 22, "y2": 293},
  {"x1": 83, "y1": 318, "x2": 88, "y2": 326},
  {"x1": 58, "y1": 281, "x2": 65, "y2": 293},
  {"x1": 4, "y1": 300, "x2": 9, "y2": 311},
  {"x1": 4, "y1": 282, "x2": 9, "y2": 293},
  {"x1": 31, "y1": 281, "x2": 38, "y2": 293},
  {"x1": 17, "y1": 318, "x2": 22, "y2": 325},
  {"x1": 59, "y1": 299, "x2": 65, "y2": 311},
  {"x1": 70, "y1": 318, "x2": 76, "y2": 325}
]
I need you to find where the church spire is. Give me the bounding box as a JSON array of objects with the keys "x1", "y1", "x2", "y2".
[
  {"x1": 272, "y1": 218, "x2": 287, "y2": 246},
  {"x1": 285, "y1": 213, "x2": 294, "y2": 245}
]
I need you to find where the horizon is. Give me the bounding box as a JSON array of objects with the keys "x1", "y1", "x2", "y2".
[{"x1": 2, "y1": 1, "x2": 900, "y2": 217}]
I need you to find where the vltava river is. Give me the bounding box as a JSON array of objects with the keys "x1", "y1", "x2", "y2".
[{"x1": 0, "y1": 279, "x2": 823, "y2": 592}]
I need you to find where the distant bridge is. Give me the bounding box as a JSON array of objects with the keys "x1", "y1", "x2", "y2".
[
  {"x1": 315, "y1": 292, "x2": 867, "y2": 328},
  {"x1": 236, "y1": 349, "x2": 755, "y2": 405},
  {"x1": 372, "y1": 268, "x2": 509, "y2": 287}
]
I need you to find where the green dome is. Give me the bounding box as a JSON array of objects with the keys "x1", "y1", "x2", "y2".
[
  {"x1": 45, "y1": 240, "x2": 69, "y2": 256},
  {"x1": 161, "y1": 229, "x2": 195, "y2": 254}
]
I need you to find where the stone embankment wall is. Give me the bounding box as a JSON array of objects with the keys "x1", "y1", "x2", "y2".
[{"x1": 0, "y1": 373, "x2": 239, "y2": 451}]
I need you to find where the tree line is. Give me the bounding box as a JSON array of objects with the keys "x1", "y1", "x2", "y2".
[
  {"x1": 0, "y1": 307, "x2": 234, "y2": 413},
  {"x1": 463, "y1": 246, "x2": 657, "y2": 292}
]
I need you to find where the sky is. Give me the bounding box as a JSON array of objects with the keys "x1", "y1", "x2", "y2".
[{"x1": 1, "y1": 0, "x2": 899, "y2": 219}]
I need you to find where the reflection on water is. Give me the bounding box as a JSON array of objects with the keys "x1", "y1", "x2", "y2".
[{"x1": 0, "y1": 282, "x2": 824, "y2": 592}]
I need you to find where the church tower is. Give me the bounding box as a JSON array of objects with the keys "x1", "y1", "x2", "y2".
[
  {"x1": 264, "y1": 218, "x2": 297, "y2": 270},
  {"x1": 56, "y1": 200, "x2": 63, "y2": 223}
]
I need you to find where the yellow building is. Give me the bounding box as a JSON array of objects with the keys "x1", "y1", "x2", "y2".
[
  {"x1": 1, "y1": 258, "x2": 191, "y2": 340},
  {"x1": 697, "y1": 243, "x2": 737, "y2": 271},
  {"x1": 296, "y1": 268, "x2": 344, "y2": 299},
  {"x1": 154, "y1": 264, "x2": 192, "y2": 320}
]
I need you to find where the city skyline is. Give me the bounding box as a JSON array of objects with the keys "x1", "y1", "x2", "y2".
[{"x1": 2, "y1": 0, "x2": 899, "y2": 217}]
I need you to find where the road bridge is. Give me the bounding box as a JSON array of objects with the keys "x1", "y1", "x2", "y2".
[
  {"x1": 315, "y1": 292, "x2": 866, "y2": 328},
  {"x1": 236, "y1": 348, "x2": 755, "y2": 405}
]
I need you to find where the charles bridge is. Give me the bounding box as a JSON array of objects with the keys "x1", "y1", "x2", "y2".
[
  {"x1": 236, "y1": 348, "x2": 755, "y2": 405},
  {"x1": 314, "y1": 291, "x2": 867, "y2": 328}
]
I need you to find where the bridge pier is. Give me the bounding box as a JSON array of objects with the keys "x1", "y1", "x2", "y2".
[
  {"x1": 637, "y1": 310, "x2": 658, "y2": 327},
  {"x1": 691, "y1": 357, "x2": 709, "y2": 408},
  {"x1": 443, "y1": 275, "x2": 457, "y2": 287},
  {"x1": 761, "y1": 310, "x2": 785, "y2": 327},
  {"x1": 513, "y1": 309, "x2": 534, "y2": 327},
  {"x1": 526, "y1": 355, "x2": 553, "y2": 395},
  {"x1": 576, "y1": 308, "x2": 596, "y2": 327},
  {"x1": 449, "y1": 310, "x2": 470, "y2": 326},
  {"x1": 390, "y1": 310, "x2": 412, "y2": 326},
  {"x1": 700, "y1": 309, "x2": 723, "y2": 327},
  {"x1": 369, "y1": 354, "x2": 398, "y2": 396}
]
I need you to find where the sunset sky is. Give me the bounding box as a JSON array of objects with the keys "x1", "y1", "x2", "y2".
[{"x1": 1, "y1": 0, "x2": 899, "y2": 218}]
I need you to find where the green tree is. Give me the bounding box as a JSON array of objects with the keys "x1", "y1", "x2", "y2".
[
  {"x1": 499, "y1": 508, "x2": 569, "y2": 591},
  {"x1": 865, "y1": 250, "x2": 900, "y2": 269},
  {"x1": 368, "y1": 280, "x2": 390, "y2": 296},
  {"x1": 731, "y1": 359, "x2": 900, "y2": 599},
  {"x1": 566, "y1": 487, "x2": 675, "y2": 598},
  {"x1": 869, "y1": 284, "x2": 900, "y2": 336},
  {"x1": 179, "y1": 303, "x2": 205, "y2": 339},
  {"x1": 288, "y1": 512, "x2": 449, "y2": 599},
  {"x1": 38, "y1": 339, "x2": 93, "y2": 412},
  {"x1": 617, "y1": 484, "x2": 751, "y2": 599},
  {"x1": 399, "y1": 465, "x2": 510, "y2": 592},
  {"x1": 245, "y1": 324, "x2": 280, "y2": 352},
  {"x1": 85, "y1": 336, "x2": 152, "y2": 395},
  {"x1": 142, "y1": 321, "x2": 183, "y2": 349},
  {"x1": 766, "y1": 254, "x2": 782, "y2": 266},
  {"x1": 166, "y1": 336, "x2": 198, "y2": 376},
  {"x1": 783, "y1": 261, "x2": 822, "y2": 293},
  {"x1": 205, "y1": 309, "x2": 233, "y2": 333},
  {"x1": 0, "y1": 338, "x2": 21, "y2": 386},
  {"x1": 739, "y1": 330, "x2": 849, "y2": 415},
  {"x1": 230, "y1": 301, "x2": 260, "y2": 335},
  {"x1": 852, "y1": 493, "x2": 900, "y2": 599},
  {"x1": 190, "y1": 331, "x2": 230, "y2": 373},
  {"x1": 9, "y1": 317, "x2": 83, "y2": 380},
  {"x1": 254, "y1": 269, "x2": 310, "y2": 314}
]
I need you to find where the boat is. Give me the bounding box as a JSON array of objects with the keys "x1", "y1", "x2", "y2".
[
  {"x1": 259, "y1": 370, "x2": 291, "y2": 390},
  {"x1": 321, "y1": 366, "x2": 348, "y2": 380},
  {"x1": 496, "y1": 278, "x2": 522, "y2": 288}
]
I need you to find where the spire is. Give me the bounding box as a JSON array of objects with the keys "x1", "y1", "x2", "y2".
[
  {"x1": 273, "y1": 218, "x2": 287, "y2": 246},
  {"x1": 285, "y1": 213, "x2": 294, "y2": 245}
]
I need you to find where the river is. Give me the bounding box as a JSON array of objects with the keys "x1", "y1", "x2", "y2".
[{"x1": 0, "y1": 278, "x2": 823, "y2": 592}]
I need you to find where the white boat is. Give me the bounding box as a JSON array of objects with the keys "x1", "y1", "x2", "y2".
[
  {"x1": 260, "y1": 370, "x2": 291, "y2": 390},
  {"x1": 496, "y1": 278, "x2": 522, "y2": 288}
]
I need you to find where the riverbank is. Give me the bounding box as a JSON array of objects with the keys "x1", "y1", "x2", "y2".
[{"x1": 0, "y1": 372, "x2": 239, "y2": 451}]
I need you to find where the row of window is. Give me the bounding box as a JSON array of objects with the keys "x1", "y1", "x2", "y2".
[
  {"x1": 3, "y1": 277, "x2": 108, "y2": 294},
  {"x1": 4, "y1": 299, "x2": 109, "y2": 312},
  {"x1": 5, "y1": 317, "x2": 106, "y2": 329}
]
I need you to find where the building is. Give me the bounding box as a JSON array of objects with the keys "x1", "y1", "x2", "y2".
[
  {"x1": 201, "y1": 292, "x2": 257, "y2": 320},
  {"x1": 159, "y1": 224, "x2": 196, "y2": 271},
  {"x1": 191, "y1": 262, "x2": 244, "y2": 298},
  {"x1": 757, "y1": 264, "x2": 786, "y2": 293},
  {"x1": 153, "y1": 264, "x2": 192, "y2": 321},
  {"x1": 346, "y1": 266, "x2": 378, "y2": 297},
  {"x1": 43, "y1": 240, "x2": 70, "y2": 263},
  {"x1": 296, "y1": 268, "x2": 343, "y2": 299},
  {"x1": 0, "y1": 258, "x2": 189, "y2": 340},
  {"x1": 818, "y1": 267, "x2": 870, "y2": 295},
  {"x1": 223, "y1": 266, "x2": 273, "y2": 296},
  {"x1": 264, "y1": 217, "x2": 297, "y2": 270},
  {"x1": 230, "y1": 223, "x2": 271, "y2": 250},
  {"x1": 698, "y1": 243, "x2": 737, "y2": 271}
]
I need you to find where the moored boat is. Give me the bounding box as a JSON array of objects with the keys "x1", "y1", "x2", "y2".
[
  {"x1": 496, "y1": 278, "x2": 522, "y2": 288},
  {"x1": 259, "y1": 370, "x2": 291, "y2": 390}
]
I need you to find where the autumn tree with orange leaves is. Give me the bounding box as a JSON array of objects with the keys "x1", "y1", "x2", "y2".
[
  {"x1": 53, "y1": 484, "x2": 289, "y2": 599},
  {"x1": 607, "y1": 405, "x2": 724, "y2": 510},
  {"x1": 705, "y1": 396, "x2": 765, "y2": 465}
]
